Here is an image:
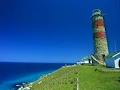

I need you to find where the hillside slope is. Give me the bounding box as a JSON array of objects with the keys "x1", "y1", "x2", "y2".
[{"x1": 31, "y1": 65, "x2": 120, "y2": 90}]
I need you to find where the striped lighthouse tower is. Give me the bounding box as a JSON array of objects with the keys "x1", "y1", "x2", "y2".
[{"x1": 92, "y1": 9, "x2": 109, "y2": 64}]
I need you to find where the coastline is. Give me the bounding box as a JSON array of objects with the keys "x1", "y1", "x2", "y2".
[
  {"x1": 17, "y1": 66, "x2": 63, "y2": 90},
  {"x1": 0, "y1": 62, "x2": 66, "y2": 90},
  {"x1": 17, "y1": 64, "x2": 75, "y2": 90}
]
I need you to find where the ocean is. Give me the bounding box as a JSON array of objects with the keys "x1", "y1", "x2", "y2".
[{"x1": 0, "y1": 62, "x2": 71, "y2": 90}]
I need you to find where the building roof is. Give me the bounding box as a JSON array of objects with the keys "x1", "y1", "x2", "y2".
[{"x1": 106, "y1": 51, "x2": 120, "y2": 61}]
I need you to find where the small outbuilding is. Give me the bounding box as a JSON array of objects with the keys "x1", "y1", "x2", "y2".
[
  {"x1": 77, "y1": 56, "x2": 92, "y2": 65},
  {"x1": 105, "y1": 52, "x2": 120, "y2": 68}
]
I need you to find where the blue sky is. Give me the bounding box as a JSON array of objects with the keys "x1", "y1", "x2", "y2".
[{"x1": 0, "y1": 0, "x2": 120, "y2": 63}]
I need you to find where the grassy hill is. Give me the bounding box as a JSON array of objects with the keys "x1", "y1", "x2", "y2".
[{"x1": 31, "y1": 65, "x2": 120, "y2": 90}]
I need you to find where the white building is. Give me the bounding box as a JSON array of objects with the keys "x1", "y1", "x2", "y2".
[
  {"x1": 77, "y1": 56, "x2": 92, "y2": 65},
  {"x1": 105, "y1": 52, "x2": 120, "y2": 68}
]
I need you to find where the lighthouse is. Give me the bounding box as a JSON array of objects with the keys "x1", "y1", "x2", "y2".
[{"x1": 92, "y1": 9, "x2": 109, "y2": 64}]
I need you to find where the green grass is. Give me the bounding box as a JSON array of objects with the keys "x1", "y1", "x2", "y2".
[{"x1": 31, "y1": 65, "x2": 120, "y2": 90}]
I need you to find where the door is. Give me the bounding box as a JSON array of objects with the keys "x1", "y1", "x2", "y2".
[
  {"x1": 119, "y1": 60, "x2": 120, "y2": 68},
  {"x1": 115, "y1": 58, "x2": 120, "y2": 68}
]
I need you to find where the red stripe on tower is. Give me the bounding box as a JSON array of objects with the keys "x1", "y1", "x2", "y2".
[
  {"x1": 94, "y1": 32, "x2": 106, "y2": 39},
  {"x1": 95, "y1": 19, "x2": 104, "y2": 28}
]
